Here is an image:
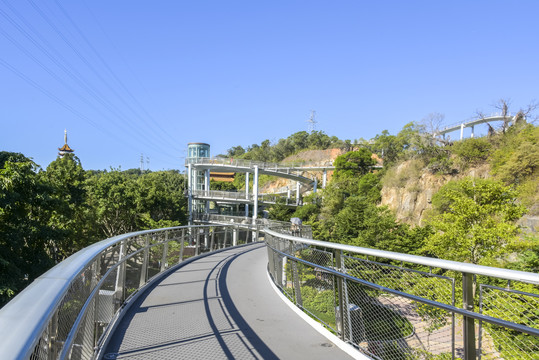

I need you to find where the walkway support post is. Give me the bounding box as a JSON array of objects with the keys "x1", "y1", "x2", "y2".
[
  {"x1": 253, "y1": 166, "x2": 259, "y2": 220},
  {"x1": 460, "y1": 123, "x2": 465, "y2": 140},
  {"x1": 323, "y1": 169, "x2": 327, "y2": 189},
  {"x1": 296, "y1": 181, "x2": 300, "y2": 206},
  {"x1": 117, "y1": 239, "x2": 127, "y2": 304},
  {"x1": 471, "y1": 125, "x2": 475, "y2": 138},
  {"x1": 205, "y1": 169, "x2": 210, "y2": 214},
  {"x1": 188, "y1": 164, "x2": 193, "y2": 225},
  {"x1": 139, "y1": 235, "x2": 150, "y2": 288},
  {"x1": 313, "y1": 177, "x2": 317, "y2": 194},
  {"x1": 335, "y1": 250, "x2": 345, "y2": 341},
  {"x1": 245, "y1": 172, "x2": 250, "y2": 217},
  {"x1": 160, "y1": 232, "x2": 168, "y2": 272},
  {"x1": 195, "y1": 230, "x2": 200, "y2": 256},
  {"x1": 179, "y1": 228, "x2": 185, "y2": 263},
  {"x1": 463, "y1": 272, "x2": 476, "y2": 360}
]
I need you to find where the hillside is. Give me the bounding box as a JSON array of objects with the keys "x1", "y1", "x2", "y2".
[{"x1": 263, "y1": 122, "x2": 539, "y2": 233}]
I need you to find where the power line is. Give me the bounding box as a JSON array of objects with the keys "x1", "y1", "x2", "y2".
[
  {"x1": 1, "y1": 1, "x2": 182, "y2": 162},
  {"x1": 54, "y1": 0, "x2": 182, "y2": 152}
]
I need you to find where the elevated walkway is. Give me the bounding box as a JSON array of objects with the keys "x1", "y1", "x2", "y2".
[
  {"x1": 187, "y1": 158, "x2": 317, "y2": 185},
  {"x1": 102, "y1": 243, "x2": 356, "y2": 359},
  {"x1": 434, "y1": 114, "x2": 517, "y2": 140},
  {"x1": 2, "y1": 219, "x2": 538, "y2": 359},
  {"x1": 191, "y1": 189, "x2": 300, "y2": 207}
]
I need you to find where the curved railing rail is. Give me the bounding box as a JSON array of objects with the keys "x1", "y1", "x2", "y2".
[
  {"x1": 191, "y1": 189, "x2": 299, "y2": 206},
  {"x1": 434, "y1": 114, "x2": 518, "y2": 138},
  {"x1": 186, "y1": 156, "x2": 334, "y2": 170},
  {"x1": 186, "y1": 157, "x2": 316, "y2": 184},
  {"x1": 192, "y1": 213, "x2": 312, "y2": 239},
  {"x1": 0, "y1": 224, "x2": 258, "y2": 360},
  {"x1": 264, "y1": 226, "x2": 539, "y2": 360},
  {"x1": 3, "y1": 215, "x2": 538, "y2": 360}
]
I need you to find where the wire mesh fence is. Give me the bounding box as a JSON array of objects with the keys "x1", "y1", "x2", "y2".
[
  {"x1": 265, "y1": 229, "x2": 539, "y2": 360},
  {"x1": 19, "y1": 224, "x2": 257, "y2": 360},
  {"x1": 9, "y1": 220, "x2": 539, "y2": 360},
  {"x1": 479, "y1": 285, "x2": 539, "y2": 359}
]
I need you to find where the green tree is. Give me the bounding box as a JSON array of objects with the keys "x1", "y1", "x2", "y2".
[
  {"x1": 333, "y1": 149, "x2": 376, "y2": 179},
  {"x1": 0, "y1": 153, "x2": 55, "y2": 306},
  {"x1": 210, "y1": 179, "x2": 237, "y2": 191},
  {"x1": 424, "y1": 178, "x2": 526, "y2": 265},
  {"x1": 43, "y1": 154, "x2": 96, "y2": 260},
  {"x1": 370, "y1": 130, "x2": 403, "y2": 165},
  {"x1": 134, "y1": 171, "x2": 187, "y2": 228},
  {"x1": 268, "y1": 198, "x2": 294, "y2": 222},
  {"x1": 227, "y1": 145, "x2": 245, "y2": 157},
  {"x1": 85, "y1": 170, "x2": 138, "y2": 238}
]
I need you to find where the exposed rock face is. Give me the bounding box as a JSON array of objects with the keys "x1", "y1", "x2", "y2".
[
  {"x1": 380, "y1": 161, "x2": 491, "y2": 226},
  {"x1": 260, "y1": 149, "x2": 344, "y2": 193},
  {"x1": 260, "y1": 149, "x2": 537, "y2": 232},
  {"x1": 517, "y1": 216, "x2": 539, "y2": 234}
]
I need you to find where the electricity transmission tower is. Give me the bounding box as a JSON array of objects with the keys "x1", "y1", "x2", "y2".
[{"x1": 307, "y1": 110, "x2": 317, "y2": 132}]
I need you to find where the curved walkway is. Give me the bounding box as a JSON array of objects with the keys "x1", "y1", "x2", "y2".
[{"x1": 102, "y1": 243, "x2": 354, "y2": 359}]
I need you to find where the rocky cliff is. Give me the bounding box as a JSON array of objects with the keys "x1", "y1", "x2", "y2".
[{"x1": 379, "y1": 160, "x2": 491, "y2": 226}]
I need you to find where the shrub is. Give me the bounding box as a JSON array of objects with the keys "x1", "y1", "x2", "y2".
[{"x1": 451, "y1": 137, "x2": 491, "y2": 167}]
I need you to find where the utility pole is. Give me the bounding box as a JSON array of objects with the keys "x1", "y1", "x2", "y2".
[{"x1": 140, "y1": 153, "x2": 144, "y2": 172}]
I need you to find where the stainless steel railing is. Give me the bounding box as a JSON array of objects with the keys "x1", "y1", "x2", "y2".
[
  {"x1": 3, "y1": 215, "x2": 538, "y2": 360},
  {"x1": 191, "y1": 189, "x2": 299, "y2": 205},
  {"x1": 191, "y1": 189, "x2": 254, "y2": 201},
  {"x1": 185, "y1": 156, "x2": 332, "y2": 170},
  {"x1": 192, "y1": 213, "x2": 312, "y2": 238},
  {"x1": 185, "y1": 157, "x2": 316, "y2": 184},
  {"x1": 264, "y1": 226, "x2": 539, "y2": 360},
  {"x1": 0, "y1": 224, "x2": 257, "y2": 360}
]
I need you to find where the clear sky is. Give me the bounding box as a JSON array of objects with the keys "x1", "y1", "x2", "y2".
[{"x1": 1, "y1": 1, "x2": 538, "y2": 171}]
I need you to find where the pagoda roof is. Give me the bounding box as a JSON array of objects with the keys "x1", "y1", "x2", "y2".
[{"x1": 58, "y1": 144, "x2": 74, "y2": 152}]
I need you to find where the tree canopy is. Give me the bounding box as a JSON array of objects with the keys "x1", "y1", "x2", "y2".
[
  {"x1": 0, "y1": 153, "x2": 187, "y2": 307},
  {"x1": 424, "y1": 178, "x2": 526, "y2": 265}
]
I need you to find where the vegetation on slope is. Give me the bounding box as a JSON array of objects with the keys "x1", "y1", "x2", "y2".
[
  {"x1": 283, "y1": 119, "x2": 538, "y2": 271},
  {"x1": 226, "y1": 130, "x2": 353, "y2": 163}
]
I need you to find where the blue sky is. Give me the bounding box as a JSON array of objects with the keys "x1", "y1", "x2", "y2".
[{"x1": 1, "y1": 1, "x2": 537, "y2": 171}]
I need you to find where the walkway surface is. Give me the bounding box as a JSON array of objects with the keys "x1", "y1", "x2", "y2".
[{"x1": 102, "y1": 242, "x2": 354, "y2": 359}]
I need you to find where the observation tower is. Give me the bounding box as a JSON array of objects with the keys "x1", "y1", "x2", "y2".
[{"x1": 186, "y1": 143, "x2": 210, "y2": 219}]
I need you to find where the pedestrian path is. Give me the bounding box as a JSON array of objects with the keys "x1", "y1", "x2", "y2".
[{"x1": 102, "y1": 243, "x2": 355, "y2": 359}]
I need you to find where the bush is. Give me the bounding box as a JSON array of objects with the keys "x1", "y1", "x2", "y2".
[
  {"x1": 490, "y1": 124, "x2": 539, "y2": 184},
  {"x1": 451, "y1": 137, "x2": 491, "y2": 168}
]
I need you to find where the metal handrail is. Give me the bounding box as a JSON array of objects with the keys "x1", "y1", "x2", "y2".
[
  {"x1": 264, "y1": 227, "x2": 539, "y2": 360},
  {"x1": 264, "y1": 228, "x2": 539, "y2": 284},
  {"x1": 186, "y1": 156, "x2": 330, "y2": 170},
  {"x1": 268, "y1": 245, "x2": 539, "y2": 337},
  {"x1": 2, "y1": 216, "x2": 538, "y2": 359},
  {"x1": 0, "y1": 224, "x2": 254, "y2": 360},
  {"x1": 435, "y1": 114, "x2": 517, "y2": 136},
  {"x1": 186, "y1": 157, "x2": 316, "y2": 184}
]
